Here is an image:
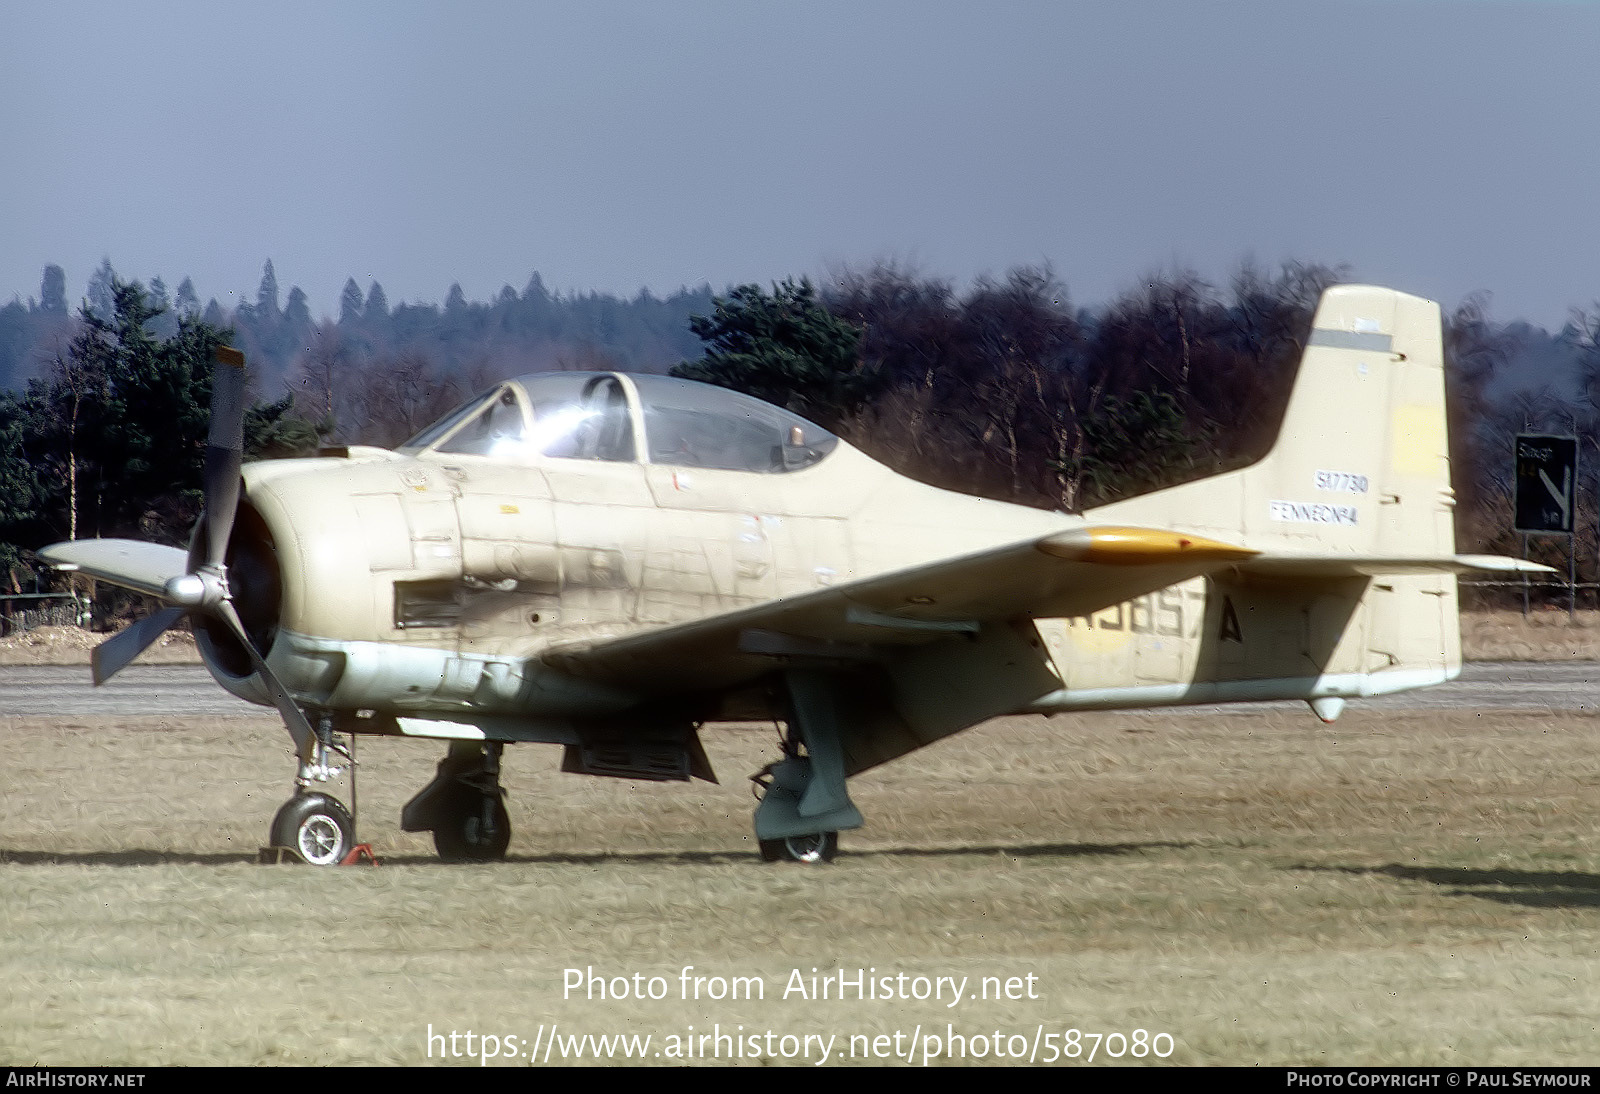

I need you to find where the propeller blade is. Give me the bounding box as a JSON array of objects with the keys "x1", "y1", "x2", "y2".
[
  {"x1": 91, "y1": 606, "x2": 186, "y2": 686},
  {"x1": 215, "y1": 599, "x2": 315, "y2": 761},
  {"x1": 203, "y1": 346, "x2": 247, "y2": 569}
]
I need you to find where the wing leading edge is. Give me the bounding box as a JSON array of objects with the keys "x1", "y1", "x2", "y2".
[
  {"x1": 540, "y1": 525, "x2": 1257, "y2": 692},
  {"x1": 541, "y1": 525, "x2": 1546, "y2": 695}
]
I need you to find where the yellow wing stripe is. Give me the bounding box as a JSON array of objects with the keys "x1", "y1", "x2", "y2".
[{"x1": 1038, "y1": 526, "x2": 1259, "y2": 566}]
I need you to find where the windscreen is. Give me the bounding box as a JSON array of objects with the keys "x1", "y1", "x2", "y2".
[{"x1": 397, "y1": 385, "x2": 528, "y2": 457}]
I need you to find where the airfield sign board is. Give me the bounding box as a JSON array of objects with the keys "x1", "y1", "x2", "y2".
[{"x1": 1513, "y1": 434, "x2": 1577, "y2": 534}]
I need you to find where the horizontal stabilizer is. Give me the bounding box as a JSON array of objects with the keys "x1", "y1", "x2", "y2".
[
  {"x1": 37, "y1": 539, "x2": 188, "y2": 598},
  {"x1": 1241, "y1": 553, "x2": 1556, "y2": 578}
]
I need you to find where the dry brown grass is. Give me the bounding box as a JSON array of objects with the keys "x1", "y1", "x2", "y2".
[
  {"x1": 1460, "y1": 609, "x2": 1600, "y2": 662},
  {"x1": 0, "y1": 625, "x2": 198, "y2": 666},
  {"x1": 2, "y1": 705, "x2": 1599, "y2": 1066}
]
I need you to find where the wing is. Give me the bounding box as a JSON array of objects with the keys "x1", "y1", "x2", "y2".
[
  {"x1": 542, "y1": 526, "x2": 1259, "y2": 692},
  {"x1": 542, "y1": 525, "x2": 1549, "y2": 695},
  {"x1": 37, "y1": 538, "x2": 189, "y2": 598}
]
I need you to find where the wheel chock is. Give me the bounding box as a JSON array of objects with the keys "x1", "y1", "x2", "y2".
[{"x1": 340, "y1": 843, "x2": 379, "y2": 866}]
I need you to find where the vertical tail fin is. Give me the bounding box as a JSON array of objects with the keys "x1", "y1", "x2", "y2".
[
  {"x1": 1090, "y1": 284, "x2": 1455, "y2": 560},
  {"x1": 1088, "y1": 284, "x2": 1463, "y2": 688}
]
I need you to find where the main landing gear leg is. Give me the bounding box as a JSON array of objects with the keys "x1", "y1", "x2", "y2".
[
  {"x1": 270, "y1": 709, "x2": 356, "y2": 866},
  {"x1": 751, "y1": 669, "x2": 865, "y2": 863},
  {"x1": 402, "y1": 740, "x2": 511, "y2": 863}
]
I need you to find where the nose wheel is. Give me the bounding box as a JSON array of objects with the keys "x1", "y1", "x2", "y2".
[{"x1": 270, "y1": 793, "x2": 354, "y2": 866}]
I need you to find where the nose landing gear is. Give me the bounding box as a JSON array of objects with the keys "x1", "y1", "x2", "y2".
[{"x1": 266, "y1": 710, "x2": 360, "y2": 865}]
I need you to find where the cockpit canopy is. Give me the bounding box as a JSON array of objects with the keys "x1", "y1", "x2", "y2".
[{"x1": 397, "y1": 372, "x2": 839, "y2": 473}]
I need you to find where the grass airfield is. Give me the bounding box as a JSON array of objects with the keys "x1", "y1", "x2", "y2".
[{"x1": 3, "y1": 692, "x2": 1600, "y2": 1066}]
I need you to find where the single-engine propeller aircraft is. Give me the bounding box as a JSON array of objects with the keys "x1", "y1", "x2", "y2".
[{"x1": 41, "y1": 285, "x2": 1545, "y2": 865}]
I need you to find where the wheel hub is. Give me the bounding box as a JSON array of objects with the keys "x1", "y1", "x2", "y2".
[
  {"x1": 785, "y1": 834, "x2": 828, "y2": 863},
  {"x1": 297, "y1": 816, "x2": 345, "y2": 865}
]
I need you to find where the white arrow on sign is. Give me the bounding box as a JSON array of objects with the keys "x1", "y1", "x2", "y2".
[{"x1": 1539, "y1": 465, "x2": 1572, "y2": 529}]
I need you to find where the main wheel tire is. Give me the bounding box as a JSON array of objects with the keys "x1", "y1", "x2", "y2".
[
  {"x1": 758, "y1": 831, "x2": 838, "y2": 864},
  {"x1": 433, "y1": 793, "x2": 511, "y2": 863},
  {"x1": 270, "y1": 793, "x2": 354, "y2": 866}
]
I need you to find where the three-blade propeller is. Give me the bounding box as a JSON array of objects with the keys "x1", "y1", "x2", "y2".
[{"x1": 91, "y1": 347, "x2": 315, "y2": 758}]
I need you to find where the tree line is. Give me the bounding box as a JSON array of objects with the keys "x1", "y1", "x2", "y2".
[
  {"x1": 674, "y1": 266, "x2": 1600, "y2": 605},
  {"x1": 0, "y1": 260, "x2": 717, "y2": 430},
  {"x1": 0, "y1": 280, "x2": 312, "y2": 588},
  {"x1": 3, "y1": 259, "x2": 1598, "y2": 606},
  {"x1": 676, "y1": 263, "x2": 1503, "y2": 512}
]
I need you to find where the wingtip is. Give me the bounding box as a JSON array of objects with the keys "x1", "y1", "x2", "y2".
[
  {"x1": 35, "y1": 541, "x2": 73, "y2": 569},
  {"x1": 1454, "y1": 554, "x2": 1560, "y2": 575}
]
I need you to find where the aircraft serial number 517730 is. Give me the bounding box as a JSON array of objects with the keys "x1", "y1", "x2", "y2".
[{"x1": 42, "y1": 285, "x2": 1544, "y2": 865}]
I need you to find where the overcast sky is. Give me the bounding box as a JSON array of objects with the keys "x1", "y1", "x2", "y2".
[{"x1": 4, "y1": 1, "x2": 1598, "y2": 328}]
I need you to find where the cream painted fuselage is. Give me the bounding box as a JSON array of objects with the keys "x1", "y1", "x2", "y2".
[
  {"x1": 215, "y1": 429, "x2": 1072, "y2": 724},
  {"x1": 211, "y1": 281, "x2": 1479, "y2": 757},
  {"x1": 219, "y1": 424, "x2": 1453, "y2": 745}
]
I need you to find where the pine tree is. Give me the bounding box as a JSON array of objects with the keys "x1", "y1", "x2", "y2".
[
  {"x1": 86, "y1": 258, "x2": 117, "y2": 321},
  {"x1": 0, "y1": 390, "x2": 42, "y2": 582},
  {"x1": 284, "y1": 286, "x2": 311, "y2": 331},
  {"x1": 15, "y1": 278, "x2": 318, "y2": 552},
  {"x1": 146, "y1": 277, "x2": 177, "y2": 338},
  {"x1": 175, "y1": 277, "x2": 199, "y2": 317},
  {"x1": 339, "y1": 278, "x2": 364, "y2": 325},
  {"x1": 257, "y1": 260, "x2": 281, "y2": 317},
  {"x1": 39, "y1": 265, "x2": 66, "y2": 313},
  {"x1": 672, "y1": 279, "x2": 871, "y2": 427}
]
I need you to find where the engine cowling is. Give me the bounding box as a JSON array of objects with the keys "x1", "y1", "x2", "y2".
[{"x1": 192, "y1": 452, "x2": 611, "y2": 718}]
